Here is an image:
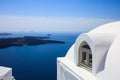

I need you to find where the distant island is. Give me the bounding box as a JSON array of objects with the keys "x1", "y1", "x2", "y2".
[
  {"x1": 0, "y1": 36, "x2": 65, "y2": 48},
  {"x1": 0, "y1": 33, "x2": 12, "y2": 36}
]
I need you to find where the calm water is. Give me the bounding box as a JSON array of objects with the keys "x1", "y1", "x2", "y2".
[{"x1": 0, "y1": 33, "x2": 79, "y2": 80}]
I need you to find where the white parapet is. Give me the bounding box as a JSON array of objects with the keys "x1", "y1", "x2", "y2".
[
  {"x1": 0, "y1": 66, "x2": 15, "y2": 80},
  {"x1": 57, "y1": 58, "x2": 98, "y2": 80}
]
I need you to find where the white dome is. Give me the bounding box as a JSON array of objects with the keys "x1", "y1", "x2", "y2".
[
  {"x1": 74, "y1": 21, "x2": 120, "y2": 80},
  {"x1": 57, "y1": 21, "x2": 120, "y2": 80},
  {"x1": 89, "y1": 21, "x2": 120, "y2": 34}
]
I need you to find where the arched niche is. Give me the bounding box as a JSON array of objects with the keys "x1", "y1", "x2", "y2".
[{"x1": 78, "y1": 41, "x2": 92, "y2": 71}]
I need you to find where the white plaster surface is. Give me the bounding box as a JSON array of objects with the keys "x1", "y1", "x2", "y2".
[
  {"x1": 57, "y1": 21, "x2": 120, "y2": 80},
  {"x1": 0, "y1": 66, "x2": 15, "y2": 80}
]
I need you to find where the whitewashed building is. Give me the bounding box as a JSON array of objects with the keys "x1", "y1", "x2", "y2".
[
  {"x1": 0, "y1": 66, "x2": 15, "y2": 80},
  {"x1": 57, "y1": 21, "x2": 120, "y2": 80}
]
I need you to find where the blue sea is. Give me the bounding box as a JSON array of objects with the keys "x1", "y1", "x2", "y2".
[{"x1": 0, "y1": 33, "x2": 79, "y2": 80}]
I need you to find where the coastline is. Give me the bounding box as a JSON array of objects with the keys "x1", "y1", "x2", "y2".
[{"x1": 0, "y1": 36, "x2": 65, "y2": 49}]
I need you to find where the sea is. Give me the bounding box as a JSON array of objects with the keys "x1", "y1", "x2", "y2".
[{"x1": 0, "y1": 32, "x2": 80, "y2": 80}]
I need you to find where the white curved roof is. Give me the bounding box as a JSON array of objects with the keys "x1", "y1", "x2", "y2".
[
  {"x1": 65, "y1": 21, "x2": 120, "y2": 80},
  {"x1": 89, "y1": 21, "x2": 120, "y2": 34}
]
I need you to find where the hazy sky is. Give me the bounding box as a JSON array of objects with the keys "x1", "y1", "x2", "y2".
[{"x1": 0, "y1": 0, "x2": 120, "y2": 33}]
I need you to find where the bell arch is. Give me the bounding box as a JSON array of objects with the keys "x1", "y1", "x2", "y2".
[{"x1": 78, "y1": 41, "x2": 92, "y2": 71}]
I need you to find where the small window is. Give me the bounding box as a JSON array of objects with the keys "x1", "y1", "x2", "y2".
[
  {"x1": 81, "y1": 52, "x2": 86, "y2": 63},
  {"x1": 89, "y1": 54, "x2": 92, "y2": 68},
  {"x1": 78, "y1": 41, "x2": 92, "y2": 71}
]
